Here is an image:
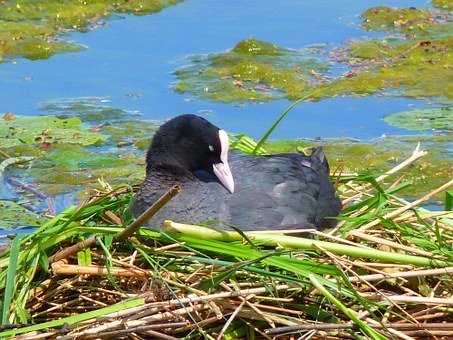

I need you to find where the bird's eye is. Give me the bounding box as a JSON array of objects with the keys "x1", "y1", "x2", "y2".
[{"x1": 208, "y1": 145, "x2": 214, "y2": 152}]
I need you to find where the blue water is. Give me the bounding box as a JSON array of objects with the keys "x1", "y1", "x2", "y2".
[{"x1": 0, "y1": 0, "x2": 434, "y2": 140}]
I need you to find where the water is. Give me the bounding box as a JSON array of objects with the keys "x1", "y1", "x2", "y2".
[{"x1": 0, "y1": 0, "x2": 433, "y2": 140}]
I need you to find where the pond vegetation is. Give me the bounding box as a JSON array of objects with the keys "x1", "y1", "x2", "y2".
[
  {"x1": 0, "y1": 0, "x2": 181, "y2": 62},
  {"x1": 0, "y1": 0, "x2": 452, "y2": 338},
  {"x1": 176, "y1": 1, "x2": 452, "y2": 103}
]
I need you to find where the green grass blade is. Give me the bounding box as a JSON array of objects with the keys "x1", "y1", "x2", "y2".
[
  {"x1": 253, "y1": 98, "x2": 303, "y2": 154},
  {"x1": 445, "y1": 190, "x2": 453, "y2": 211},
  {"x1": 253, "y1": 91, "x2": 320, "y2": 154},
  {"x1": 309, "y1": 273, "x2": 386, "y2": 340},
  {"x1": 1, "y1": 235, "x2": 23, "y2": 325}
]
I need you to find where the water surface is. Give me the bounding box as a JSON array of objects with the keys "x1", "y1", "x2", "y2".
[{"x1": 0, "y1": 0, "x2": 433, "y2": 140}]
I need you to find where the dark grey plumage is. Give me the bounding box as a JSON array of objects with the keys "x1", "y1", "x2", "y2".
[{"x1": 131, "y1": 114, "x2": 341, "y2": 231}]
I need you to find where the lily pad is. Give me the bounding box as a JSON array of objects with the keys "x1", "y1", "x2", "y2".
[
  {"x1": 0, "y1": 200, "x2": 41, "y2": 229},
  {"x1": 384, "y1": 107, "x2": 453, "y2": 131},
  {"x1": 0, "y1": 115, "x2": 107, "y2": 148}
]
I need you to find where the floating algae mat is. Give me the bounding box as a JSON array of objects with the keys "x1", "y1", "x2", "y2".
[
  {"x1": 174, "y1": 38, "x2": 329, "y2": 102},
  {"x1": 384, "y1": 107, "x2": 453, "y2": 131},
  {"x1": 0, "y1": 0, "x2": 182, "y2": 62},
  {"x1": 0, "y1": 99, "x2": 159, "y2": 200},
  {"x1": 0, "y1": 114, "x2": 107, "y2": 148},
  {"x1": 0, "y1": 200, "x2": 41, "y2": 229},
  {"x1": 175, "y1": 2, "x2": 453, "y2": 102}
]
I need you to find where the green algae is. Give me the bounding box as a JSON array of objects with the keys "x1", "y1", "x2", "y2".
[
  {"x1": 362, "y1": 6, "x2": 436, "y2": 34},
  {"x1": 0, "y1": 114, "x2": 107, "y2": 148},
  {"x1": 174, "y1": 2, "x2": 452, "y2": 104},
  {"x1": 40, "y1": 98, "x2": 129, "y2": 122},
  {"x1": 0, "y1": 200, "x2": 41, "y2": 229},
  {"x1": 0, "y1": 98, "x2": 158, "y2": 195},
  {"x1": 263, "y1": 135, "x2": 453, "y2": 201},
  {"x1": 174, "y1": 38, "x2": 328, "y2": 102},
  {"x1": 0, "y1": 0, "x2": 181, "y2": 62},
  {"x1": 432, "y1": 0, "x2": 453, "y2": 11},
  {"x1": 39, "y1": 97, "x2": 158, "y2": 148},
  {"x1": 28, "y1": 144, "x2": 144, "y2": 194},
  {"x1": 384, "y1": 107, "x2": 453, "y2": 131},
  {"x1": 232, "y1": 38, "x2": 282, "y2": 56},
  {"x1": 317, "y1": 37, "x2": 453, "y2": 100}
]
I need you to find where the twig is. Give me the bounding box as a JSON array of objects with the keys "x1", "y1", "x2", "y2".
[
  {"x1": 116, "y1": 185, "x2": 181, "y2": 241},
  {"x1": 79, "y1": 323, "x2": 186, "y2": 340},
  {"x1": 51, "y1": 263, "x2": 149, "y2": 278},
  {"x1": 7, "y1": 177, "x2": 47, "y2": 200},
  {"x1": 365, "y1": 295, "x2": 453, "y2": 305}
]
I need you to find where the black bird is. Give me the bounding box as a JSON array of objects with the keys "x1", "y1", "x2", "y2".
[{"x1": 131, "y1": 114, "x2": 341, "y2": 231}]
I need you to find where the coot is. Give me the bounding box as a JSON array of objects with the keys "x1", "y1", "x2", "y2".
[{"x1": 132, "y1": 114, "x2": 341, "y2": 230}]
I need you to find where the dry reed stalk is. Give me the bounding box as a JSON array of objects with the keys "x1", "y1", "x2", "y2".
[
  {"x1": 364, "y1": 294, "x2": 453, "y2": 305},
  {"x1": 51, "y1": 262, "x2": 149, "y2": 278},
  {"x1": 61, "y1": 304, "x2": 209, "y2": 338},
  {"x1": 80, "y1": 322, "x2": 187, "y2": 340},
  {"x1": 265, "y1": 322, "x2": 453, "y2": 334},
  {"x1": 216, "y1": 300, "x2": 246, "y2": 340},
  {"x1": 350, "y1": 231, "x2": 433, "y2": 256},
  {"x1": 350, "y1": 267, "x2": 453, "y2": 283}
]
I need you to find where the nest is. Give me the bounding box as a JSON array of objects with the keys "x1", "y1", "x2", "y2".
[{"x1": 1, "y1": 144, "x2": 452, "y2": 339}]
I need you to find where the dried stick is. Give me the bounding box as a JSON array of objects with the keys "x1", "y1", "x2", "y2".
[
  {"x1": 365, "y1": 295, "x2": 453, "y2": 305},
  {"x1": 68, "y1": 304, "x2": 209, "y2": 337},
  {"x1": 116, "y1": 185, "x2": 181, "y2": 241},
  {"x1": 80, "y1": 323, "x2": 186, "y2": 340},
  {"x1": 51, "y1": 262, "x2": 149, "y2": 278},
  {"x1": 216, "y1": 300, "x2": 246, "y2": 340},
  {"x1": 7, "y1": 177, "x2": 48, "y2": 200}
]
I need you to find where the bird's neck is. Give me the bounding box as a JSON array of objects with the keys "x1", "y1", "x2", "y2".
[{"x1": 146, "y1": 149, "x2": 193, "y2": 179}]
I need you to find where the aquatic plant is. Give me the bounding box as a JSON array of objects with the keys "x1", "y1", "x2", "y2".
[
  {"x1": 0, "y1": 114, "x2": 107, "y2": 148},
  {"x1": 174, "y1": 1, "x2": 453, "y2": 103},
  {"x1": 384, "y1": 107, "x2": 453, "y2": 131},
  {"x1": 0, "y1": 0, "x2": 182, "y2": 62},
  {"x1": 175, "y1": 38, "x2": 328, "y2": 102},
  {"x1": 0, "y1": 201, "x2": 41, "y2": 229}
]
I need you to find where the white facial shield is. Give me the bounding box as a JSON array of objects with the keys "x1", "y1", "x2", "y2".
[{"x1": 212, "y1": 130, "x2": 235, "y2": 193}]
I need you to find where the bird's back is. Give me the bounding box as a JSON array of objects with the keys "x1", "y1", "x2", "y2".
[{"x1": 132, "y1": 151, "x2": 341, "y2": 231}]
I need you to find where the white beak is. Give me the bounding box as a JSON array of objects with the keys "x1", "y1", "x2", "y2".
[{"x1": 213, "y1": 130, "x2": 235, "y2": 193}]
